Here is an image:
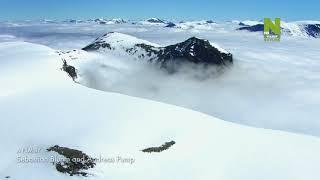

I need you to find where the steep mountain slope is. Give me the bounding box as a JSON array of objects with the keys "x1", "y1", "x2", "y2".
[{"x1": 0, "y1": 42, "x2": 320, "y2": 180}]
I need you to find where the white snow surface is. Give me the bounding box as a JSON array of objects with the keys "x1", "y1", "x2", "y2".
[
  {"x1": 91, "y1": 32, "x2": 160, "y2": 48},
  {"x1": 209, "y1": 41, "x2": 229, "y2": 53},
  {"x1": 139, "y1": 18, "x2": 166, "y2": 25},
  {"x1": 0, "y1": 20, "x2": 319, "y2": 138},
  {"x1": 1, "y1": 41, "x2": 320, "y2": 180},
  {"x1": 84, "y1": 32, "x2": 160, "y2": 61}
]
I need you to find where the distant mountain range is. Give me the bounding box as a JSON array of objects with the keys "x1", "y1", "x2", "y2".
[
  {"x1": 237, "y1": 20, "x2": 320, "y2": 38},
  {"x1": 6, "y1": 18, "x2": 320, "y2": 38}
]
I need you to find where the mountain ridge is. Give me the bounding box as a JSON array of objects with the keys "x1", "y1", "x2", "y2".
[{"x1": 82, "y1": 32, "x2": 233, "y2": 71}]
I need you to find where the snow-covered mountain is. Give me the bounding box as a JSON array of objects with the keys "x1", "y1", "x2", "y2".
[
  {"x1": 1, "y1": 41, "x2": 320, "y2": 180},
  {"x1": 139, "y1": 18, "x2": 167, "y2": 25},
  {"x1": 145, "y1": 18, "x2": 166, "y2": 24},
  {"x1": 164, "y1": 20, "x2": 217, "y2": 30},
  {"x1": 92, "y1": 18, "x2": 127, "y2": 25},
  {"x1": 237, "y1": 20, "x2": 320, "y2": 38},
  {"x1": 81, "y1": 32, "x2": 232, "y2": 71}
]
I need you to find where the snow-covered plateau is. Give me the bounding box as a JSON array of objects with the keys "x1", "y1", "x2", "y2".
[{"x1": 0, "y1": 19, "x2": 320, "y2": 180}]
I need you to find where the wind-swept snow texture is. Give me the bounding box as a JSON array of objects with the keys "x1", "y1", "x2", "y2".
[{"x1": 0, "y1": 42, "x2": 320, "y2": 180}]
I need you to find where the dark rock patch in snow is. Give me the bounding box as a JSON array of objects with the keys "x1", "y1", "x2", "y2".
[
  {"x1": 98, "y1": 21, "x2": 107, "y2": 25},
  {"x1": 63, "y1": 19, "x2": 77, "y2": 23},
  {"x1": 165, "y1": 22, "x2": 176, "y2": 28},
  {"x1": 82, "y1": 39, "x2": 112, "y2": 51},
  {"x1": 56, "y1": 49, "x2": 81, "y2": 60},
  {"x1": 304, "y1": 24, "x2": 320, "y2": 38},
  {"x1": 156, "y1": 37, "x2": 232, "y2": 66},
  {"x1": 47, "y1": 145, "x2": 96, "y2": 176},
  {"x1": 206, "y1": 20, "x2": 215, "y2": 24},
  {"x1": 142, "y1": 141, "x2": 176, "y2": 153}
]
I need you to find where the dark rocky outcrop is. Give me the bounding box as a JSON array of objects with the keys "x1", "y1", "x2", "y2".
[
  {"x1": 165, "y1": 22, "x2": 176, "y2": 28},
  {"x1": 47, "y1": 145, "x2": 96, "y2": 176},
  {"x1": 82, "y1": 33, "x2": 233, "y2": 72},
  {"x1": 63, "y1": 19, "x2": 77, "y2": 23},
  {"x1": 83, "y1": 41, "x2": 112, "y2": 51},
  {"x1": 304, "y1": 24, "x2": 320, "y2": 38},
  {"x1": 157, "y1": 37, "x2": 232, "y2": 66},
  {"x1": 98, "y1": 21, "x2": 107, "y2": 25},
  {"x1": 206, "y1": 20, "x2": 215, "y2": 24},
  {"x1": 142, "y1": 141, "x2": 176, "y2": 153}
]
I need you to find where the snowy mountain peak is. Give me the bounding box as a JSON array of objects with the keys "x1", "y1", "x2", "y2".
[
  {"x1": 82, "y1": 32, "x2": 232, "y2": 71},
  {"x1": 111, "y1": 18, "x2": 126, "y2": 24},
  {"x1": 93, "y1": 18, "x2": 127, "y2": 25},
  {"x1": 165, "y1": 36, "x2": 229, "y2": 56},
  {"x1": 168, "y1": 20, "x2": 218, "y2": 30},
  {"x1": 82, "y1": 32, "x2": 159, "y2": 52},
  {"x1": 158, "y1": 37, "x2": 232, "y2": 66},
  {"x1": 146, "y1": 18, "x2": 165, "y2": 23}
]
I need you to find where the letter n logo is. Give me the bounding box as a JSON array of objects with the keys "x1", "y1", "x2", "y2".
[{"x1": 264, "y1": 18, "x2": 281, "y2": 41}]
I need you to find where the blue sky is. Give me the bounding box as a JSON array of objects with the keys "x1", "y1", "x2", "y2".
[{"x1": 0, "y1": 0, "x2": 319, "y2": 20}]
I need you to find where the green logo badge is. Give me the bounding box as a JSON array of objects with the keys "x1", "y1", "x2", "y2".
[{"x1": 264, "y1": 18, "x2": 281, "y2": 41}]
